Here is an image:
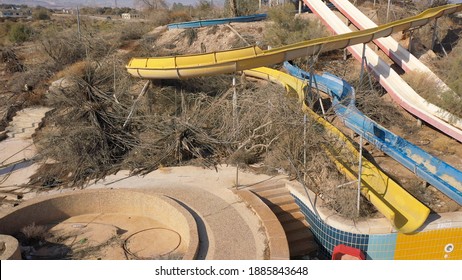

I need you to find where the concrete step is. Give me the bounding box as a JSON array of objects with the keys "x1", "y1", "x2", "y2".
[
  {"x1": 248, "y1": 180, "x2": 318, "y2": 258},
  {"x1": 269, "y1": 202, "x2": 300, "y2": 215},
  {"x1": 289, "y1": 238, "x2": 318, "y2": 257},
  {"x1": 281, "y1": 219, "x2": 310, "y2": 233},
  {"x1": 286, "y1": 227, "x2": 314, "y2": 243},
  {"x1": 254, "y1": 187, "x2": 290, "y2": 199},
  {"x1": 277, "y1": 211, "x2": 306, "y2": 223},
  {"x1": 259, "y1": 194, "x2": 295, "y2": 206},
  {"x1": 248, "y1": 181, "x2": 286, "y2": 192}
]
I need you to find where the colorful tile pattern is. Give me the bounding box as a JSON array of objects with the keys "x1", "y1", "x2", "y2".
[{"x1": 293, "y1": 194, "x2": 462, "y2": 260}]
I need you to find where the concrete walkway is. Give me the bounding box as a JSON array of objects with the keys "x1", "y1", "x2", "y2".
[{"x1": 0, "y1": 106, "x2": 52, "y2": 207}]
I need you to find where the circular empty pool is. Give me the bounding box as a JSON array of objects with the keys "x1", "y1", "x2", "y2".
[{"x1": 0, "y1": 189, "x2": 198, "y2": 260}]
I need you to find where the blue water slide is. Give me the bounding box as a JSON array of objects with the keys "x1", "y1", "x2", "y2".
[
  {"x1": 167, "y1": 14, "x2": 268, "y2": 29},
  {"x1": 284, "y1": 61, "x2": 462, "y2": 206},
  {"x1": 167, "y1": 3, "x2": 335, "y2": 30}
]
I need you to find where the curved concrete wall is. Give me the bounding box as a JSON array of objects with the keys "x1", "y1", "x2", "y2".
[
  {"x1": 0, "y1": 189, "x2": 199, "y2": 260},
  {"x1": 288, "y1": 181, "x2": 462, "y2": 259},
  {"x1": 234, "y1": 189, "x2": 290, "y2": 260},
  {"x1": 0, "y1": 234, "x2": 21, "y2": 260}
]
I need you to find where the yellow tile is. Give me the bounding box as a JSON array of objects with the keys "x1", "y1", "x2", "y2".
[{"x1": 395, "y1": 228, "x2": 462, "y2": 260}]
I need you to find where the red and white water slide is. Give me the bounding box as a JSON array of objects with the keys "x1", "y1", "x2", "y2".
[
  {"x1": 303, "y1": 0, "x2": 462, "y2": 142},
  {"x1": 330, "y1": 0, "x2": 462, "y2": 127}
]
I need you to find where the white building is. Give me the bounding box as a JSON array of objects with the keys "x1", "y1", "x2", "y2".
[{"x1": 121, "y1": 13, "x2": 140, "y2": 20}]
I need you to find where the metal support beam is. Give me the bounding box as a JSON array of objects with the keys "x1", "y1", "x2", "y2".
[
  {"x1": 344, "y1": 18, "x2": 350, "y2": 61},
  {"x1": 232, "y1": 75, "x2": 238, "y2": 133},
  {"x1": 431, "y1": 18, "x2": 438, "y2": 50},
  {"x1": 123, "y1": 80, "x2": 151, "y2": 128},
  {"x1": 357, "y1": 135, "x2": 363, "y2": 217},
  {"x1": 408, "y1": 30, "x2": 413, "y2": 53},
  {"x1": 386, "y1": 0, "x2": 392, "y2": 23},
  {"x1": 303, "y1": 114, "x2": 307, "y2": 182},
  {"x1": 77, "y1": 6, "x2": 81, "y2": 41},
  {"x1": 359, "y1": 43, "x2": 367, "y2": 90}
]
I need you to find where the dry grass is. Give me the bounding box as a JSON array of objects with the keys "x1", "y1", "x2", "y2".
[
  {"x1": 1, "y1": 47, "x2": 25, "y2": 73},
  {"x1": 263, "y1": 4, "x2": 327, "y2": 47},
  {"x1": 436, "y1": 43, "x2": 462, "y2": 96},
  {"x1": 403, "y1": 70, "x2": 462, "y2": 120},
  {"x1": 30, "y1": 60, "x2": 137, "y2": 187}
]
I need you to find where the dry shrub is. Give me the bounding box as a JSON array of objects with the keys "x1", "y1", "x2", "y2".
[
  {"x1": 325, "y1": 186, "x2": 377, "y2": 220},
  {"x1": 31, "y1": 61, "x2": 137, "y2": 187},
  {"x1": 355, "y1": 87, "x2": 405, "y2": 127},
  {"x1": 53, "y1": 60, "x2": 88, "y2": 81},
  {"x1": 206, "y1": 25, "x2": 219, "y2": 36},
  {"x1": 8, "y1": 23, "x2": 34, "y2": 44},
  {"x1": 1, "y1": 47, "x2": 25, "y2": 73},
  {"x1": 437, "y1": 43, "x2": 462, "y2": 96},
  {"x1": 40, "y1": 31, "x2": 85, "y2": 67},
  {"x1": 264, "y1": 4, "x2": 327, "y2": 47},
  {"x1": 128, "y1": 33, "x2": 162, "y2": 58},
  {"x1": 40, "y1": 29, "x2": 114, "y2": 70},
  {"x1": 406, "y1": 180, "x2": 436, "y2": 207},
  {"x1": 223, "y1": 0, "x2": 259, "y2": 17},
  {"x1": 119, "y1": 22, "x2": 151, "y2": 41},
  {"x1": 29, "y1": 61, "x2": 372, "y2": 219},
  {"x1": 403, "y1": 71, "x2": 462, "y2": 120},
  {"x1": 184, "y1": 29, "x2": 198, "y2": 46},
  {"x1": 7, "y1": 62, "x2": 56, "y2": 95},
  {"x1": 144, "y1": 9, "x2": 170, "y2": 26},
  {"x1": 124, "y1": 76, "x2": 357, "y2": 219},
  {"x1": 168, "y1": 11, "x2": 192, "y2": 23},
  {"x1": 20, "y1": 223, "x2": 49, "y2": 243}
]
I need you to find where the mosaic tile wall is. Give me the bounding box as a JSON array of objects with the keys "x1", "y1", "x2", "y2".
[{"x1": 293, "y1": 195, "x2": 462, "y2": 260}]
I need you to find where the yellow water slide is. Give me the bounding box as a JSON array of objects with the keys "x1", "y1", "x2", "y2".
[
  {"x1": 243, "y1": 67, "x2": 430, "y2": 233},
  {"x1": 126, "y1": 5, "x2": 462, "y2": 79}
]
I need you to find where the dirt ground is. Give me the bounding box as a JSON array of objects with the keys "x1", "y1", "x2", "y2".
[{"x1": 17, "y1": 213, "x2": 182, "y2": 260}]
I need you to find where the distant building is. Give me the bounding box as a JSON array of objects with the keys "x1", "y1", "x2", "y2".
[
  {"x1": 0, "y1": 10, "x2": 27, "y2": 18},
  {"x1": 61, "y1": 9, "x2": 75, "y2": 15},
  {"x1": 121, "y1": 13, "x2": 140, "y2": 20}
]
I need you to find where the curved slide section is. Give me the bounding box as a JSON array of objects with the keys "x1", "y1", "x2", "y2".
[
  {"x1": 302, "y1": 0, "x2": 462, "y2": 143},
  {"x1": 126, "y1": 4, "x2": 462, "y2": 80},
  {"x1": 243, "y1": 67, "x2": 430, "y2": 233},
  {"x1": 284, "y1": 62, "x2": 462, "y2": 206},
  {"x1": 330, "y1": 0, "x2": 462, "y2": 129},
  {"x1": 167, "y1": 14, "x2": 267, "y2": 29}
]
